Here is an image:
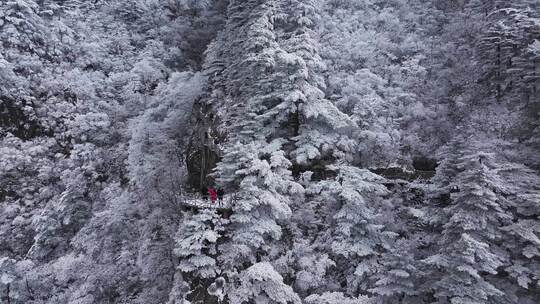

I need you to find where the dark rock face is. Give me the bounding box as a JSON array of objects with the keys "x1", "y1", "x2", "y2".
[
  {"x1": 186, "y1": 145, "x2": 220, "y2": 190},
  {"x1": 185, "y1": 100, "x2": 222, "y2": 191},
  {"x1": 412, "y1": 157, "x2": 438, "y2": 171}
]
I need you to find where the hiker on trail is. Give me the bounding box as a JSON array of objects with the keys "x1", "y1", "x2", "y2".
[
  {"x1": 201, "y1": 187, "x2": 208, "y2": 200},
  {"x1": 208, "y1": 187, "x2": 217, "y2": 203},
  {"x1": 217, "y1": 188, "x2": 224, "y2": 203}
]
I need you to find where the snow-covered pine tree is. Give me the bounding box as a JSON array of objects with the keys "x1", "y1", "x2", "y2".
[
  {"x1": 477, "y1": 2, "x2": 539, "y2": 103},
  {"x1": 207, "y1": 1, "x2": 362, "y2": 302},
  {"x1": 203, "y1": 1, "x2": 304, "y2": 302},
  {"x1": 369, "y1": 238, "x2": 421, "y2": 304},
  {"x1": 172, "y1": 208, "x2": 227, "y2": 303},
  {"x1": 326, "y1": 166, "x2": 397, "y2": 297},
  {"x1": 228, "y1": 262, "x2": 301, "y2": 304},
  {"x1": 275, "y1": 0, "x2": 356, "y2": 168},
  {"x1": 474, "y1": 1, "x2": 540, "y2": 165},
  {"x1": 496, "y1": 163, "x2": 540, "y2": 304},
  {"x1": 365, "y1": 180, "x2": 432, "y2": 304},
  {"x1": 423, "y1": 140, "x2": 513, "y2": 304},
  {"x1": 428, "y1": 137, "x2": 470, "y2": 208}
]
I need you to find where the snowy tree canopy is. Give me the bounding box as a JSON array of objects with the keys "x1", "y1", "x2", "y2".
[{"x1": 1, "y1": 0, "x2": 539, "y2": 304}]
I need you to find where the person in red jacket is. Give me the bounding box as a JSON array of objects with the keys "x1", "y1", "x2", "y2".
[{"x1": 208, "y1": 187, "x2": 217, "y2": 203}]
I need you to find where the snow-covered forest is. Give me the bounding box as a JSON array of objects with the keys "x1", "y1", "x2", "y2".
[{"x1": 0, "y1": 0, "x2": 539, "y2": 303}]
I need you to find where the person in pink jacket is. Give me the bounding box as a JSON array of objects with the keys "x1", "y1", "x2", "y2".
[{"x1": 208, "y1": 187, "x2": 217, "y2": 203}]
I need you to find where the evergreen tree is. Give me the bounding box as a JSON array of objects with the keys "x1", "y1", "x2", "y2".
[
  {"x1": 423, "y1": 141, "x2": 513, "y2": 304},
  {"x1": 327, "y1": 166, "x2": 396, "y2": 297},
  {"x1": 369, "y1": 238, "x2": 421, "y2": 303},
  {"x1": 208, "y1": 1, "x2": 359, "y2": 302},
  {"x1": 496, "y1": 163, "x2": 540, "y2": 304},
  {"x1": 204, "y1": 1, "x2": 304, "y2": 301},
  {"x1": 228, "y1": 262, "x2": 301, "y2": 304},
  {"x1": 172, "y1": 208, "x2": 227, "y2": 303},
  {"x1": 174, "y1": 209, "x2": 224, "y2": 280},
  {"x1": 276, "y1": 0, "x2": 356, "y2": 167},
  {"x1": 474, "y1": 1, "x2": 540, "y2": 166},
  {"x1": 477, "y1": 2, "x2": 540, "y2": 104}
]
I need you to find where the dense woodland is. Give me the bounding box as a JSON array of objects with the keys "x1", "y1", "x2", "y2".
[{"x1": 0, "y1": 0, "x2": 539, "y2": 303}]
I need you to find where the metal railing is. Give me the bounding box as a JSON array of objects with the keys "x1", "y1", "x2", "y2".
[{"x1": 177, "y1": 193, "x2": 237, "y2": 210}]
